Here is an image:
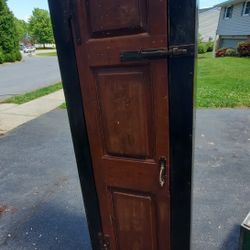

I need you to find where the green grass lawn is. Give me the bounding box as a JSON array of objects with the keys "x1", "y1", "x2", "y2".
[
  {"x1": 59, "y1": 102, "x2": 66, "y2": 109},
  {"x1": 197, "y1": 53, "x2": 250, "y2": 108},
  {"x1": 36, "y1": 51, "x2": 57, "y2": 56},
  {"x1": 3, "y1": 82, "x2": 62, "y2": 104}
]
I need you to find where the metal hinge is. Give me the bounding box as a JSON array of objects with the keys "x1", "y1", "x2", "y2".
[
  {"x1": 98, "y1": 232, "x2": 111, "y2": 250},
  {"x1": 120, "y1": 44, "x2": 195, "y2": 62}
]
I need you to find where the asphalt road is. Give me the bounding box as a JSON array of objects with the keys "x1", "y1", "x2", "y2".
[
  {"x1": 0, "y1": 109, "x2": 250, "y2": 249},
  {"x1": 0, "y1": 54, "x2": 61, "y2": 101}
]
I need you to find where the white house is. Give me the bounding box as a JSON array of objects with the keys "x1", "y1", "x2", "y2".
[{"x1": 199, "y1": 7, "x2": 221, "y2": 41}]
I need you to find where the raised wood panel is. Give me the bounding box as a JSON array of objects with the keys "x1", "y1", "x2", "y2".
[
  {"x1": 111, "y1": 190, "x2": 157, "y2": 250},
  {"x1": 95, "y1": 67, "x2": 153, "y2": 159},
  {"x1": 86, "y1": 0, "x2": 148, "y2": 37}
]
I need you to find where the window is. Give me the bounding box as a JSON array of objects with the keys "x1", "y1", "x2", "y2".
[
  {"x1": 224, "y1": 6, "x2": 233, "y2": 19},
  {"x1": 243, "y1": 1, "x2": 250, "y2": 15}
]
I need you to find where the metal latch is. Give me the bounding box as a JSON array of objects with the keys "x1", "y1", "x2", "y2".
[
  {"x1": 120, "y1": 44, "x2": 194, "y2": 62},
  {"x1": 98, "y1": 233, "x2": 111, "y2": 250}
]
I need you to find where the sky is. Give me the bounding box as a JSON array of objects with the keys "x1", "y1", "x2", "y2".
[
  {"x1": 200, "y1": 0, "x2": 226, "y2": 8},
  {"x1": 8, "y1": 0, "x2": 49, "y2": 21},
  {"x1": 7, "y1": 0, "x2": 225, "y2": 21}
]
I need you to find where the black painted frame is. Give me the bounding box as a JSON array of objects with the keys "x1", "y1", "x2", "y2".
[
  {"x1": 48, "y1": 0, "x2": 197, "y2": 249},
  {"x1": 48, "y1": 1, "x2": 102, "y2": 249},
  {"x1": 168, "y1": 1, "x2": 197, "y2": 249}
]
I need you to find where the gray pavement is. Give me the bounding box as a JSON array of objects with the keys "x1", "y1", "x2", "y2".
[
  {"x1": 0, "y1": 54, "x2": 61, "y2": 101},
  {"x1": 0, "y1": 110, "x2": 90, "y2": 250},
  {"x1": 192, "y1": 109, "x2": 250, "y2": 249},
  {"x1": 0, "y1": 109, "x2": 250, "y2": 249},
  {"x1": 0, "y1": 90, "x2": 64, "y2": 135}
]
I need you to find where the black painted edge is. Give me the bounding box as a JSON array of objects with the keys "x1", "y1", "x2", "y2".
[
  {"x1": 168, "y1": 0, "x2": 197, "y2": 249},
  {"x1": 48, "y1": 1, "x2": 102, "y2": 249}
]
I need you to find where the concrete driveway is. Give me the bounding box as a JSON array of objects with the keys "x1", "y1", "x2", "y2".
[
  {"x1": 0, "y1": 54, "x2": 61, "y2": 101},
  {"x1": 0, "y1": 109, "x2": 249, "y2": 249}
]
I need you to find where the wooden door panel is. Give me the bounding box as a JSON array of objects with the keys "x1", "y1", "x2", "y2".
[
  {"x1": 87, "y1": 0, "x2": 148, "y2": 37},
  {"x1": 86, "y1": 36, "x2": 166, "y2": 67},
  {"x1": 104, "y1": 160, "x2": 158, "y2": 191},
  {"x1": 83, "y1": 0, "x2": 166, "y2": 39},
  {"x1": 111, "y1": 191, "x2": 157, "y2": 250},
  {"x1": 95, "y1": 66, "x2": 153, "y2": 159}
]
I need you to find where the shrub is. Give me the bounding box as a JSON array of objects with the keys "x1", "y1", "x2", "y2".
[
  {"x1": 225, "y1": 48, "x2": 236, "y2": 57},
  {"x1": 206, "y1": 39, "x2": 214, "y2": 52},
  {"x1": 0, "y1": 0, "x2": 20, "y2": 63},
  {"x1": 0, "y1": 48, "x2": 4, "y2": 63},
  {"x1": 216, "y1": 48, "x2": 227, "y2": 57},
  {"x1": 237, "y1": 41, "x2": 250, "y2": 57},
  {"x1": 1, "y1": 49, "x2": 21, "y2": 63},
  {"x1": 4, "y1": 52, "x2": 16, "y2": 62},
  {"x1": 15, "y1": 50, "x2": 22, "y2": 61},
  {"x1": 198, "y1": 39, "x2": 214, "y2": 54},
  {"x1": 198, "y1": 43, "x2": 207, "y2": 54}
]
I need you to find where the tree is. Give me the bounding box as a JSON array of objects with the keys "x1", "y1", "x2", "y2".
[
  {"x1": 0, "y1": 0, "x2": 21, "y2": 63},
  {"x1": 28, "y1": 8, "x2": 54, "y2": 46},
  {"x1": 14, "y1": 17, "x2": 28, "y2": 42}
]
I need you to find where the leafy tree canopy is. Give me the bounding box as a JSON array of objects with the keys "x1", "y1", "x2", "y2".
[
  {"x1": 28, "y1": 8, "x2": 54, "y2": 44},
  {"x1": 0, "y1": 0, "x2": 21, "y2": 63},
  {"x1": 14, "y1": 17, "x2": 28, "y2": 41}
]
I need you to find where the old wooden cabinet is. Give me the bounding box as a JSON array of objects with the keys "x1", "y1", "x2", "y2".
[{"x1": 48, "y1": 0, "x2": 196, "y2": 249}]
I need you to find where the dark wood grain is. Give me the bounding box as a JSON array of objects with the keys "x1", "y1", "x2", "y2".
[
  {"x1": 72, "y1": 0, "x2": 170, "y2": 249},
  {"x1": 112, "y1": 191, "x2": 157, "y2": 250},
  {"x1": 87, "y1": 0, "x2": 147, "y2": 37},
  {"x1": 96, "y1": 66, "x2": 152, "y2": 159}
]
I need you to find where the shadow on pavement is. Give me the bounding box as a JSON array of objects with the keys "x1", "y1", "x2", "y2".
[
  {"x1": 220, "y1": 225, "x2": 240, "y2": 250},
  {"x1": 1, "y1": 205, "x2": 91, "y2": 250}
]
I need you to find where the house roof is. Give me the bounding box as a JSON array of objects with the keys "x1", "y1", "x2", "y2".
[
  {"x1": 215, "y1": 0, "x2": 245, "y2": 7},
  {"x1": 199, "y1": 7, "x2": 214, "y2": 14},
  {"x1": 198, "y1": 7, "x2": 221, "y2": 15}
]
